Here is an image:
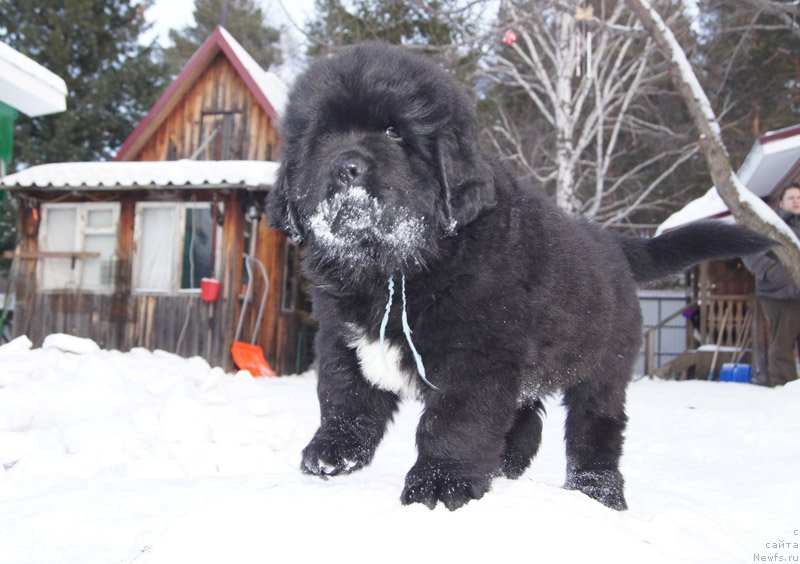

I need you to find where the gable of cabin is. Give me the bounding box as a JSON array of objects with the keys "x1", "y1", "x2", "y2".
[{"x1": 127, "y1": 53, "x2": 279, "y2": 163}]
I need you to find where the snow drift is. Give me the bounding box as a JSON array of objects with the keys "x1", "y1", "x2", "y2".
[{"x1": 0, "y1": 335, "x2": 797, "y2": 563}]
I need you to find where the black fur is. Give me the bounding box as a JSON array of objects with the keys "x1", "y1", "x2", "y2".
[
  {"x1": 615, "y1": 222, "x2": 775, "y2": 283},
  {"x1": 267, "y1": 43, "x2": 775, "y2": 511}
]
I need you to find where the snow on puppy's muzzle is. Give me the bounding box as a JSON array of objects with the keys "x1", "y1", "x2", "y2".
[{"x1": 308, "y1": 186, "x2": 425, "y2": 265}]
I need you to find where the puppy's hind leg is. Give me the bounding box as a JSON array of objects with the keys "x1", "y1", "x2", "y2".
[
  {"x1": 501, "y1": 399, "x2": 545, "y2": 479},
  {"x1": 562, "y1": 378, "x2": 628, "y2": 511}
]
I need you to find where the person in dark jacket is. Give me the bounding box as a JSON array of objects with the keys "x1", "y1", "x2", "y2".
[{"x1": 743, "y1": 183, "x2": 800, "y2": 386}]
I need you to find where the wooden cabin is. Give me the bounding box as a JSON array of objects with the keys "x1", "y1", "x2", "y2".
[
  {"x1": 1, "y1": 27, "x2": 314, "y2": 374},
  {"x1": 648, "y1": 124, "x2": 800, "y2": 380}
]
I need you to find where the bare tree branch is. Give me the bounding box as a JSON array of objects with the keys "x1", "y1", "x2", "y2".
[
  {"x1": 741, "y1": 0, "x2": 800, "y2": 15},
  {"x1": 603, "y1": 145, "x2": 698, "y2": 225},
  {"x1": 737, "y1": 0, "x2": 800, "y2": 38}
]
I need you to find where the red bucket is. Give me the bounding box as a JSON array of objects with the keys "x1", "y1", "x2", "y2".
[{"x1": 201, "y1": 277, "x2": 221, "y2": 303}]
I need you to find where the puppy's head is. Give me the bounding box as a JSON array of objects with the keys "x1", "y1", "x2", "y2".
[{"x1": 267, "y1": 43, "x2": 495, "y2": 280}]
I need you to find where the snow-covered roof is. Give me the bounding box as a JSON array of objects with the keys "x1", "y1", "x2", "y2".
[
  {"x1": 0, "y1": 160, "x2": 279, "y2": 191},
  {"x1": 656, "y1": 187, "x2": 733, "y2": 234},
  {"x1": 0, "y1": 40, "x2": 67, "y2": 117},
  {"x1": 657, "y1": 124, "x2": 800, "y2": 234},
  {"x1": 114, "y1": 26, "x2": 288, "y2": 161},
  {"x1": 217, "y1": 27, "x2": 287, "y2": 116}
]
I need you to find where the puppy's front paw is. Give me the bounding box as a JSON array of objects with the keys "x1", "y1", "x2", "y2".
[
  {"x1": 400, "y1": 459, "x2": 492, "y2": 511},
  {"x1": 301, "y1": 427, "x2": 376, "y2": 478},
  {"x1": 565, "y1": 469, "x2": 627, "y2": 511}
]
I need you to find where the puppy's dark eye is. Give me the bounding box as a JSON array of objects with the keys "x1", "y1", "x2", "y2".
[{"x1": 385, "y1": 126, "x2": 401, "y2": 140}]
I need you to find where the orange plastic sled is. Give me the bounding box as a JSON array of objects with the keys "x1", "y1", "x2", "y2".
[
  {"x1": 231, "y1": 254, "x2": 276, "y2": 377},
  {"x1": 231, "y1": 341, "x2": 276, "y2": 377}
]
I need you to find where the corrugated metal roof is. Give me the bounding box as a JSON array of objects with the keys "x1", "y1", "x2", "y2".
[
  {"x1": 217, "y1": 27, "x2": 287, "y2": 116},
  {"x1": 0, "y1": 160, "x2": 279, "y2": 190}
]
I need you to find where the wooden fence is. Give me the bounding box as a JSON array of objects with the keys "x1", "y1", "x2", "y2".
[{"x1": 643, "y1": 294, "x2": 753, "y2": 377}]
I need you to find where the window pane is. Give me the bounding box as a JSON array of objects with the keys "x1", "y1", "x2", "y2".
[
  {"x1": 87, "y1": 209, "x2": 113, "y2": 229},
  {"x1": 137, "y1": 207, "x2": 174, "y2": 291},
  {"x1": 40, "y1": 207, "x2": 77, "y2": 289},
  {"x1": 181, "y1": 206, "x2": 213, "y2": 289},
  {"x1": 83, "y1": 234, "x2": 116, "y2": 289}
]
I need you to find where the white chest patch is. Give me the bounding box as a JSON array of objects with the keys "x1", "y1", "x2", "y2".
[{"x1": 347, "y1": 330, "x2": 419, "y2": 399}]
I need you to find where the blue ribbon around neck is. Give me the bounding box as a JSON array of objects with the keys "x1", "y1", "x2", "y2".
[{"x1": 379, "y1": 275, "x2": 438, "y2": 390}]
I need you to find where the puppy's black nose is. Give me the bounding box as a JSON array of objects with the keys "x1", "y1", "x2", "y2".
[{"x1": 332, "y1": 152, "x2": 370, "y2": 188}]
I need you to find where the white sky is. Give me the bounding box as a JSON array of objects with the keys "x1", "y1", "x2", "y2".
[
  {"x1": 143, "y1": 0, "x2": 195, "y2": 44},
  {"x1": 144, "y1": 0, "x2": 316, "y2": 46},
  {"x1": 142, "y1": 0, "x2": 317, "y2": 82}
]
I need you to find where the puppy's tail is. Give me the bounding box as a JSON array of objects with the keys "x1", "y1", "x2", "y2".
[{"x1": 615, "y1": 222, "x2": 776, "y2": 284}]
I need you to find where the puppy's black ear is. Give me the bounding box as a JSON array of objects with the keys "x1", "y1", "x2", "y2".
[
  {"x1": 436, "y1": 132, "x2": 496, "y2": 234},
  {"x1": 266, "y1": 166, "x2": 305, "y2": 244}
]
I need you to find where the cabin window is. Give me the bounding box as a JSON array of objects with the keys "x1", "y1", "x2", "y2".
[
  {"x1": 133, "y1": 202, "x2": 222, "y2": 294},
  {"x1": 200, "y1": 111, "x2": 243, "y2": 160},
  {"x1": 38, "y1": 203, "x2": 120, "y2": 291}
]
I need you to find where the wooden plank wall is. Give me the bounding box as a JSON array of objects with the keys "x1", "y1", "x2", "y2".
[
  {"x1": 132, "y1": 54, "x2": 280, "y2": 162},
  {"x1": 17, "y1": 291, "x2": 225, "y2": 359},
  {"x1": 14, "y1": 279, "x2": 306, "y2": 374},
  {"x1": 256, "y1": 221, "x2": 307, "y2": 374}
]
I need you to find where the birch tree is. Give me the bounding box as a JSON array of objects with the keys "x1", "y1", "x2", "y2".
[
  {"x1": 625, "y1": 0, "x2": 800, "y2": 282},
  {"x1": 484, "y1": 0, "x2": 699, "y2": 224}
]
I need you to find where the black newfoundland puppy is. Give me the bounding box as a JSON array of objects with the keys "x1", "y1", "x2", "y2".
[{"x1": 268, "y1": 43, "x2": 773, "y2": 511}]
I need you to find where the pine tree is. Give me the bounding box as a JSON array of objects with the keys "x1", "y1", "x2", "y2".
[
  {"x1": 163, "y1": 0, "x2": 282, "y2": 77},
  {"x1": 0, "y1": 0, "x2": 168, "y2": 166},
  {"x1": 308, "y1": 0, "x2": 459, "y2": 50},
  {"x1": 305, "y1": 0, "x2": 483, "y2": 76},
  {"x1": 697, "y1": 0, "x2": 800, "y2": 164}
]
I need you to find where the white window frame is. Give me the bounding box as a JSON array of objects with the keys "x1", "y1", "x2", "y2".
[
  {"x1": 132, "y1": 202, "x2": 182, "y2": 294},
  {"x1": 132, "y1": 201, "x2": 222, "y2": 295},
  {"x1": 38, "y1": 202, "x2": 120, "y2": 292}
]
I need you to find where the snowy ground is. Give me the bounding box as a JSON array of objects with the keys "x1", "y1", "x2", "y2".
[{"x1": 0, "y1": 334, "x2": 798, "y2": 564}]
